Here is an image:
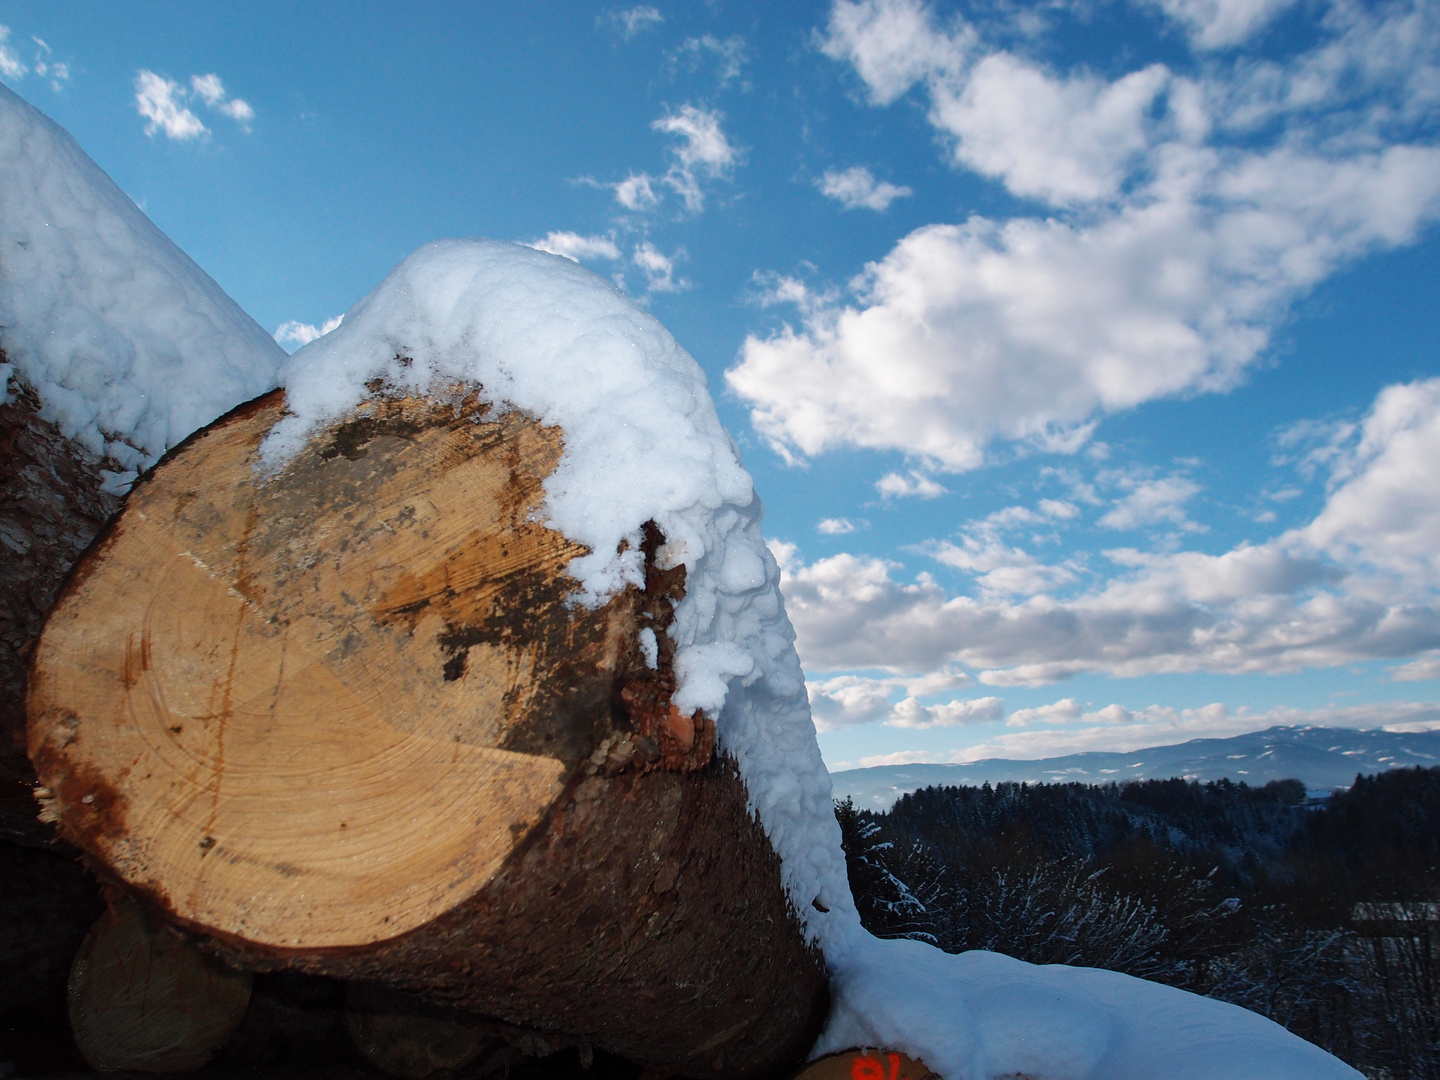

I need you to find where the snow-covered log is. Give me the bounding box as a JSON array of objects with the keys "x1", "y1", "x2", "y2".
[
  {"x1": 27, "y1": 243, "x2": 829, "y2": 1077},
  {"x1": 0, "y1": 83, "x2": 283, "y2": 846}
]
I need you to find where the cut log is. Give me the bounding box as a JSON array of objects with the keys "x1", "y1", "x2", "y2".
[
  {"x1": 28, "y1": 388, "x2": 828, "y2": 1079},
  {"x1": 1, "y1": 366, "x2": 122, "y2": 846},
  {"x1": 67, "y1": 896, "x2": 252, "y2": 1072}
]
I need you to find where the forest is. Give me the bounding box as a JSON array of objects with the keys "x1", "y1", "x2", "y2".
[{"x1": 837, "y1": 767, "x2": 1440, "y2": 1080}]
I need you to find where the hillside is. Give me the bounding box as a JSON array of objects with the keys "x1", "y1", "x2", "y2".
[{"x1": 831, "y1": 725, "x2": 1440, "y2": 810}]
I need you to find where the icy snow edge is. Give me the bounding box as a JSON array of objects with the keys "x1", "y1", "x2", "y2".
[
  {"x1": 261, "y1": 239, "x2": 856, "y2": 939},
  {"x1": 263, "y1": 239, "x2": 1361, "y2": 1080},
  {"x1": 0, "y1": 84, "x2": 284, "y2": 488}
]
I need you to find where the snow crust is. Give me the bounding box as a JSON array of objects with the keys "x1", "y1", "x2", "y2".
[
  {"x1": 271, "y1": 238, "x2": 1360, "y2": 1079},
  {"x1": 0, "y1": 84, "x2": 283, "y2": 490}
]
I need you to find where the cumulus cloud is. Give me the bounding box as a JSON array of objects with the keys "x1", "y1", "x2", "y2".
[
  {"x1": 135, "y1": 69, "x2": 254, "y2": 140},
  {"x1": 603, "y1": 5, "x2": 664, "y2": 39},
  {"x1": 275, "y1": 315, "x2": 344, "y2": 352},
  {"x1": 819, "y1": 517, "x2": 857, "y2": 534},
  {"x1": 728, "y1": 0, "x2": 1440, "y2": 472},
  {"x1": 136, "y1": 71, "x2": 208, "y2": 140},
  {"x1": 612, "y1": 173, "x2": 661, "y2": 211},
  {"x1": 632, "y1": 241, "x2": 687, "y2": 293},
  {"x1": 1392, "y1": 654, "x2": 1440, "y2": 681},
  {"x1": 1143, "y1": 0, "x2": 1302, "y2": 50},
  {"x1": 190, "y1": 73, "x2": 254, "y2": 129},
  {"x1": 807, "y1": 668, "x2": 978, "y2": 730},
  {"x1": 876, "y1": 471, "x2": 947, "y2": 498},
  {"x1": 1098, "y1": 473, "x2": 1204, "y2": 531},
  {"x1": 652, "y1": 104, "x2": 740, "y2": 211},
  {"x1": 0, "y1": 27, "x2": 23, "y2": 81},
  {"x1": 778, "y1": 379, "x2": 1440, "y2": 684},
  {"x1": 818, "y1": 166, "x2": 913, "y2": 211},
  {"x1": 601, "y1": 105, "x2": 741, "y2": 215},
  {"x1": 527, "y1": 231, "x2": 622, "y2": 262}
]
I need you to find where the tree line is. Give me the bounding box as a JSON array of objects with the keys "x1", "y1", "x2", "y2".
[{"x1": 836, "y1": 766, "x2": 1440, "y2": 1079}]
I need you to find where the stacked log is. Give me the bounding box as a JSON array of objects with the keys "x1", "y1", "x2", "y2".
[{"x1": 27, "y1": 388, "x2": 829, "y2": 1078}]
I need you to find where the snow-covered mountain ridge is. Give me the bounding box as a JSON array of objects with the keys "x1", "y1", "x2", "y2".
[{"x1": 832, "y1": 725, "x2": 1440, "y2": 810}]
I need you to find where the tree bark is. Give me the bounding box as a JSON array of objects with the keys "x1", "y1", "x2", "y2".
[
  {"x1": 1, "y1": 362, "x2": 121, "y2": 847},
  {"x1": 28, "y1": 388, "x2": 828, "y2": 1079}
]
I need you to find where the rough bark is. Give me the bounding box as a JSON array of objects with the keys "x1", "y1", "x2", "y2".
[
  {"x1": 28, "y1": 388, "x2": 829, "y2": 1079},
  {"x1": 1, "y1": 360, "x2": 122, "y2": 847}
]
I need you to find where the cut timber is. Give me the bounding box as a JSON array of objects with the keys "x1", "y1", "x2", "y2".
[
  {"x1": 68, "y1": 897, "x2": 252, "y2": 1072},
  {"x1": 29, "y1": 389, "x2": 828, "y2": 1079}
]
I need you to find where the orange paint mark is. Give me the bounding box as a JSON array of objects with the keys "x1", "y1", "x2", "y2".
[
  {"x1": 852, "y1": 1055, "x2": 884, "y2": 1080},
  {"x1": 889, "y1": 1053, "x2": 900, "y2": 1080}
]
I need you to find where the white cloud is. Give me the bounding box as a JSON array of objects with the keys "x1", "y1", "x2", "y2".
[
  {"x1": 274, "y1": 314, "x2": 343, "y2": 352},
  {"x1": 1006, "y1": 698, "x2": 1084, "y2": 726},
  {"x1": 135, "y1": 71, "x2": 208, "y2": 140},
  {"x1": 819, "y1": 0, "x2": 970, "y2": 106},
  {"x1": 928, "y1": 534, "x2": 1077, "y2": 597},
  {"x1": 807, "y1": 669, "x2": 980, "y2": 730},
  {"x1": 1098, "y1": 473, "x2": 1204, "y2": 531},
  {"x1": 819, "y1": 517, "x2": 857, "y2": 534},
  {"x1": 1392, "y1": 654, "x2": 1440, "y2": 681},
  {"x1": 1301, "y1": 379, "x2": 1440, "y2": 589},
  {"x1": 135, "y1": 69, "x2": 254, "y2": 140},
  {"x1": 613, "y1": 173, "x2": 661, "y2": 211},
  {"x1": 191, "y1": 74, "x2": 254, "y2": 129},
  {"x1": 930, "y1": 54, "x2": 1171, "y2": 206},
  {"x1": 632, "y1": 241, "x2": 686, "y2": 293},
  {"x1": 528, "y1": 231, "x2": 622, "y2": 262},
  {"x1": 604, "y1": 5, "x2": 664, "y2": 39},
  {"x1": 30, "y1": 36, "x2": 70, "y2": 89},
  {"x1": 818, "y1": 166, "x2": 913, "y2": 211},
  {"x1": 876, "y1": 471, "x2": 947, "y2": 498},
  {"x1": 669, "y1": 34, "x2": 747, "y2": 86},
  {"x1": 1143, "y1": 0, "x2": 1302, "y2": 50},
  {"x1": 780, "y1": 381, "x2": 1440, "y2": 684},
  {"x1": 730, "y1": 0, "x2": 1440, "y2": 471},
  {"x1": 888, "y1": 695, "x2": 1005, "y2": 728},
  {"x1": 0, "y1": 26, "x2": 27, "y2": 81},
  {"x1": 652, "y1": 104, "x2": 740, "y2": 211}
]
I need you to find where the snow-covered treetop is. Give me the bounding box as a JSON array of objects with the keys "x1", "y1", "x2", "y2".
[{"x1": 0, "y1": 83, "x2": 282, "y2": 491}]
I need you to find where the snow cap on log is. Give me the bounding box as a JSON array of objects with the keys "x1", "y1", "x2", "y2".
[
  {"x1": 264, "y1": 239, "x2": 857, "y2": 940},
  {"x1": 0, "y1": 83, "x2": 283, "y2": 489}
]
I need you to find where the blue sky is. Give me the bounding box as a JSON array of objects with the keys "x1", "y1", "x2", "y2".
[{"x1": 5, "y1": 0, "x2": 1440, "y2": 770}]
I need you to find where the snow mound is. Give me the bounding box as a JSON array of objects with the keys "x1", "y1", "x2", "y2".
[
  {"x1": 0, "y1": 84, "x2": 283, "y2": 491},
  {"x1": 269, "y1": 239, "x2": 1358, "y2": 1080}
]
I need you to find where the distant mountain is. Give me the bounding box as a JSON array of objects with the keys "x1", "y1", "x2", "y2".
[{"x1": 829, "y1": 725, "x2": 1440, "y2": 811}]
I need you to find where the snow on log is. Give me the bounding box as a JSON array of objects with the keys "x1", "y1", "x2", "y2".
[
  {"x1": 0, "y1": 83, "x2": 283, "y2": 845},
  {"x1": 28, "y1": 241, "x2": 830, "y2": 1076}
]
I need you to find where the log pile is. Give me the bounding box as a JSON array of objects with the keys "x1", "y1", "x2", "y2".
[{"x1": 23, "y1": 387, "x2": 829, "y2": 1078}]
